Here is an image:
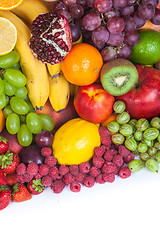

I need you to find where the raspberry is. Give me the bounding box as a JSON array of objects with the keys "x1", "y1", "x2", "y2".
[
  {"x1": 63, "y1": 172, "x2": 75, "y2": 185},
  {"x1": 112, "y1": 155, "x2": 124, "y2": 168},
  {"x1": 83, "y1": 175, "x2": 95, "y2": 188},
  {"x1": 79, "y1": 162, "x2": 90, "y2": 174},
  {"x1": 103, "y1": 173, "x2": 115, "y2": 183},
  {"x1": 101, "y1": 135, "x2": 112, "y2": 146},
  {"x1": 69, "y1": 164, "x2": 79, "y2": 176},
  {"x1": 124, "y1": 153, "x2": 135, "y2": 163},
  {"x1": 94, "y1": 146, "x2": 105, "y2": 157},
  {"x1": 89, "y1": 166, "x2": 101, "y2": 177},
  {"x1": 42, "y1": 175, "x2": 53, "y2": 187},
  {"x1": 16, "y1": 163, "x2": 26, "y2": 175},
  {"x1": 34, "y1": 172, "x2": 42, "y2": 179},
  {"x1": 118, "y1": 145, "x2": 130, "y2": 157},
  {"x1": 49, "y1": 166, "x2": 59, "y2": 179},
  {"x1": 119, "y1": 166, "x2": 131, "y2": 179},
  {"x1": 41, "y1": 147, "x2": 52, "y2": 157},
  {"x1": 92, "y1": 156, "x2": 105, "y2": 168},
  {"x1": 102, "y1": 161, "x2": 116, "y2": 174},
  {"x1": 96, "y1": 174, "x2": 105, "y2": 184},
  {"x1": 99, "y1": 127, "x2": 110, "y2": 138},
  {"x1": 70, "y1": 182, "x2": 81, "y2": 192},
  {"x1": 23, "y1": 173, "x2": 33, "y2": 183},
  {"x1": 75, "y1": 172, "x2": 85, "y2": 183},
  {"x1": 44, "y1": 156, "x2": 57, "y2": 168},
  {"x1": 26, "y1": 162, "x2": 38, "y2": 176},
  {"x1": 104, "y1": 150, "x2": 113, "y2": 161},
  {"x1": 59, "y1": 164, "x2": 69, "y2": 176},
  {"x1": 16, "y1": 174, "x2": 24, "y2": 183},
  {"x1": 114, "y1": 166, "x2": 120, "y2": 175},
  {"x1": 51, "y1": 179, "x2": 65, "y2": 194},
  {"x1": 38, "y1": 164, "x2": 49, "y2": 176}
]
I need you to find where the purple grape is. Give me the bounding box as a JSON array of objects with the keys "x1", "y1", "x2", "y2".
[
  {"x1": 124, "y1": 16, "x2": 136, "y2": 32},
  {"x1": 133, "y1": 12, "x2": 146, "y2": 28},
  {"x1": 107, "y1": 16, "x2": 125, "y2": 34},
  {"x1": 120, "y1": 5, "x2": 135, "y2": 16},
  {"x1": 128, "y1": 0, "x2": 137, "y2": 5},
  {"x1": 107, "y1": 32, "x2": 124, "y2": 46},
  {"x1": 81, "y1": 12, "x2": 101, "y2": 31},
  {"x1": 94, "y1": 0, "x2": 112, "y2": 13},
  {"x1": 92, "y1": 26, "x2": 109, "y2": 45},
  {"x1": 77, "y1": 0, "x2": 88, "y2": 8},
  {"x1": 70, "y1": 23, "x2": 82, "y2": 42},
  {"x1": 143, "y1": 0, "x2": 159, "y2": 8},
  {"x1": 137, "y1": 3, "x2": 155, "y2": 20},
  {"x1": 113, "y1": 0, "x2": 128, "y2": 8},
  {"x1": 69, "y1": 3, "x2": 84, "y2": 18},
  {"x1": 101, "y1": 46, "x2": 117, "y2": 62},
  {"x1": 86, "y1": 0, "x2": 94, "y2": 8},
  {"x1": 117, "y1": 44, "x2": 131, "y2": 59},
  {"x1": 104, "y1": 7, "x2": 120, "y2": 20},
  {"x1": 56, "y1": 9, "x2": 72, "y2": 22},
  {"x1": 63, "y1": 0, "x2": 76, "y2": 6},
  {"x1": 124, "y1": 31, "x2": 140, "y2": 46},
  {"x1": 150, "y1": 8, "x2": 160, "y2": 25},
  {"x1": 36, "y1": 130, "x2": 53, "y2": 148},
  {"x1": 54, "y1": 1, "x2": 68, "y2": 11}
]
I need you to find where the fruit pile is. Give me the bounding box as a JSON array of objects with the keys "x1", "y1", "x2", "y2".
[{"x1": 0, "y1": 0, "x2": 160, "y2": 211}]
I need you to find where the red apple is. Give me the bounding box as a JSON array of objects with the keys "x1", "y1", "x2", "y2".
[
  {"x1": 74, "y1": 84, "x2": 115, "y2": 123},
  {"x1": 116, "y1": 65, "x2": 160, "y2": 120}
]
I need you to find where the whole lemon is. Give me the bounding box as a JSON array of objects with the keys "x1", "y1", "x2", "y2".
[{"x1": 52, "y1": 118, "x2": 101, "y2": 165}]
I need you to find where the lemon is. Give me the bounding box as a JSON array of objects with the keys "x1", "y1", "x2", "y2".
[
  {"x1": 52, "y1": 118, "x2": 101, "y2": 165},
  {"x1": 130, "y1": 29, "x2": 160, "y2": 65}
]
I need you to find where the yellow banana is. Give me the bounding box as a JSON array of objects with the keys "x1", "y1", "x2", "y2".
[
  {"x1": 12, "y1": 0, "x2": 62, "y2": 77},
  {"x1": 11, "y1": 0, "x2": 49, "y2": 24},
  {"x1": 49, "y1": 73, "x2": 70, "y2": 112},
  {"x1": 69, "y1": 83, "x2": 79, "y2": 96},
  {"x1": 0, "y1": 11, "x2": 49, "y2": 109}
]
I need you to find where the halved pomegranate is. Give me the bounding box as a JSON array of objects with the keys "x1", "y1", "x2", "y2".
[{"x1": 29, "y1": 12, "x2": 72, "y2": 64}]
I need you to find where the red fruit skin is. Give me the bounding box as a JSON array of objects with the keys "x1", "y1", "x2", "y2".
[
  {"x1": 0, "y1": 188, "x2": 12, "y2": 211},
  {"x1": 74, "y1": 84, "x2": 115, "y2": 123},
  {"x1": 0, "y1": 137, "x2": 9, "y2": 155},
  {"x1": 2, "y1": 152, "x2": 20, "y2": 174},
  {"x1": 27, "y1": 179, "x2": 45, "y2": 195},
  {"x1": 12, "y1": 183, "x2": 32, "y2": 202},
  {"x1": 116, "y1": 65, "x2": 160, "y2": 120},
  {"x1": 0, "y1": 169, "x2": 7, "y2": 185},
  {"x1": 6, "y1": 173, "x2": 18, "y2": 186}
]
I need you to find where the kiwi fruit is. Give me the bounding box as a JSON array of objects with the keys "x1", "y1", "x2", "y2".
[{"x1": 100, "y1": 58, "x2": 138, "y2": 96}]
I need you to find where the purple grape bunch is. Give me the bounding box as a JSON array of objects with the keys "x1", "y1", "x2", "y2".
[{"x1": 53, "y1": 0, "x2": 160, "y2": 62}]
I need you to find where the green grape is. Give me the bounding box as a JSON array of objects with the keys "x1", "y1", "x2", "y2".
[
  {"x1": 111, "y1": 133, "x2": 125, "y2": 145},
  {"x1": 11, "y1": 62, "x2": 20, "y2": 69},
  {"x1": 147, "y1": 147, "x2": 157, "y2": 157},
  {"x1": 3, "y1": 105, "x2": 13, "y2": 118},
  {"x1": 125, "y1": 139, "x2": 137, "y2": 151},
  {"x1": 3, "y1": 80, "x2": 16, "y2": 96},
  {"x1": 38, "y1": 113, "x2": 55, "y2": 131},
  {"x1": 0, "y1": 50, "x2": 20, "y2": 68},
  {"x1": 17, "y1": 124, "x2": 33, "y2": 147},
  {"x1": 135, "y1": 118, "x2": 149, "y2": 131},
  {"x1": 0, "y1": 78, "x2": 4, "y2": 95},
  {"x1": 128, "y1": 159, "x2": 144, "y2": 172},
  {"x1": 20, "y1": 115, "x2": 26, "y2": 124},
  {"x1": 113, "y1": 100, "x2": 126, "y2": 113},
  {"x1": 26, "y1": 112, "x2": 43, "y2": 134},
  {"x1": 137, "y1": 142, "x2": 148, "y2": 153},
  {"x1": 0, "y1": 93, "x2": 7, "y2": 109},
  {"x1": 145, "y1": 159, "x2": 159, "y2": 173},
  {"x1": 155, "y1": 151, "x2": 160, "y2": 163},
  {"x1": 143, "y1": 127, "x2": 159, "y2": 140},
  {"x1": 116, "y1": 111, "x2": 130, "y2": 124},
  {"x1": 3, "y1": 68, "x2": 26, "y2": 87},
  {"x1": 10, "y1": 96, "x2": 29, "y2": 115},
  {"x1": 119, "y1": 123, "x2": 133, "y2": 136},
  {"x1": 150, "y1": 117, "x2": 160, "y2": 130},
  {"x1": 6, "y1": 113, "x2": 20, "y2": 134},
  {"x1": 134, "y1": 130, "x2": 143, "y2": 141},
  {"x1": 22, "y1": 95, "x2": 30, "y2": 102},
  {"x1": 128, "y1": 119, "x2": 137, "y2": 131},
  {"x1": 107, "y1": 121, "x2": 120, "y2": 133},
  {"x1": 27, "y1": 101, "x2": 35, "y2": 113},
  {"x1": 139, "y1": 152, "x2": 150, "y2": 161},
  {"x1": 15, "y1": 86, "x2": 28, "y2": 98}
]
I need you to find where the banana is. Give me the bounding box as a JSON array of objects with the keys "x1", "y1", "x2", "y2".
[
  {"x1": 11, "y1": 0, "x2": 62, "y2": 77},
  {"x1": 69, "y1": 83, "x2": 79, "y2": 96},
  {"x1": 0, "y1": 10, "x2": 49, "y2": 109},
  {"x1": 11, "y1": 0, "x2": 49, "y2": 25},
  {"x1": 49, "y1": 73, "x2": 70, "y2": 112}
]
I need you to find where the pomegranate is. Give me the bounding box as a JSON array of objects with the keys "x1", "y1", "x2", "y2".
[{"x1": 29, "y1": 12, "x2": 72, "y2": 64}]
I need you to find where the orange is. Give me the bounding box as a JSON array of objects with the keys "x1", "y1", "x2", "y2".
[
  {"x1": 0, "y1": 0, "x2": 23, "y2": 10},
  {"x1": 0, "y1": 17, "x2": 17, "y2": 55},
  {"x1": 0, "y1": 109, "x2": 5, "y2": 133},
  {"x1": 61, "y1": 43, "x2": 103, "y2": 86}
]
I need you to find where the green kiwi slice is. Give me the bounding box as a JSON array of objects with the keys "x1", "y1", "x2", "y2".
[{"x1": 100, "y1": 59, "x2": 138, "y2": 96}]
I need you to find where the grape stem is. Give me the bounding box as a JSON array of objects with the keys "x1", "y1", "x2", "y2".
[
  {"x1": 0, "y1": 68, "x2": 5, "y2": 79},
  {"x1": 100, "y1": 13, "x2": 107, "y2": 26}
]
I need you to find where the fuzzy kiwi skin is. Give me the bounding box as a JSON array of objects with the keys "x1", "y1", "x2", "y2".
[{"x1": 100, "y1": 59, "x2": 137, "y2": 80}]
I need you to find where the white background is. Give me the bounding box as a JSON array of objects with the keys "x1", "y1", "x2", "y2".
[{"x1": 1, "y1": 168, "x2": 160, "y2": 240}]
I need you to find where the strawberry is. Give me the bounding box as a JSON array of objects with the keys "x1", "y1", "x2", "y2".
[
  {"x1": 0, "y1": 136, "x2": 9, "y2": 155},
  {"x1": 6, "y1": 173, "x2": 18, "y2": 186},
  {"x1": 12, "y1": 183, "x2": 32, "y2": 202},
  {"x1": 0, "y1": 150, "x2": 20, "y2": 174},
  {"x1": 0, "y1": 186, "x2": 12, "y2": 211},
  {"x1": 27, "y1": 178, "x2": 45, "y2": 195},
  {"x1": 0, "y1": 169, "x2": 7, "y2": 185}
]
